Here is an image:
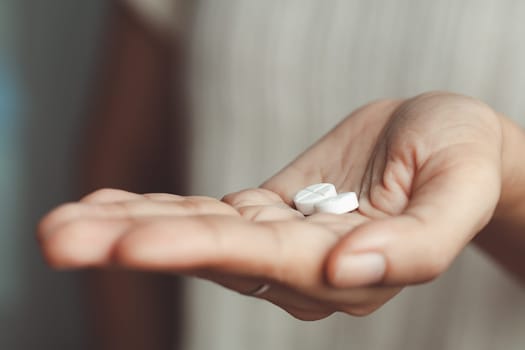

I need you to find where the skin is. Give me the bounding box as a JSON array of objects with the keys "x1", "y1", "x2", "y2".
[{"x1": 38, "y1": 92, "x2": 525, "y2": 321}]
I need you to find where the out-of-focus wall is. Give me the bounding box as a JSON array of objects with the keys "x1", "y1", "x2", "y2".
[{"x1": 0, "y1": 1, "x2": 108, "y2": 348}]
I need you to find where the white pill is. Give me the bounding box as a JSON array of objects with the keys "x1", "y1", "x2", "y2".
[
  {"x1": 293, "y1": 183, "x2": 337, "y2": 215},
  {"x1": 314, "y1": 192, "x2": 359, "y2": 214}
]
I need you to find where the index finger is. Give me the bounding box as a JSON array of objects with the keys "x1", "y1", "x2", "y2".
[{"x1": 113, "y1": 215, "x2": 338, "y2": 288}]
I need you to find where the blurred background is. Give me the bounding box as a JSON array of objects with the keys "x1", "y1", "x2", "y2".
[{"x1": 0, "y1": 1, "x2": 107, "y2": 348}]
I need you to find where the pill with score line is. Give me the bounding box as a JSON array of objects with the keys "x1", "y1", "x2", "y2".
[
  {"x1": 293, "y1": 183, "x2": 337, "y2": 215},
  {"x1": 314, "y1": 192, "x2": 359, "y2": 214}
]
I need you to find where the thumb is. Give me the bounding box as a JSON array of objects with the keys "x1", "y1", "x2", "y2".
[{"x1": 326, "y1": 158, "x2": 501, "y2": 287}]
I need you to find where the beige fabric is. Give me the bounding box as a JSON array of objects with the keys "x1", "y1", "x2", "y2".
[{"x1": 127, "y1": 1, "x2": 525, "y2": 349}]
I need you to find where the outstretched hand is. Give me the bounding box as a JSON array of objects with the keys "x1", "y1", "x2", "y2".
[{"x1": 38, "y1": 92, "x2": 504, "y2": 319}]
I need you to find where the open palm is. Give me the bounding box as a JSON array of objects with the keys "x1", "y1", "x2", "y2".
[{"x1": 38, "y1": 92, "x2": 503, "y2": 319}]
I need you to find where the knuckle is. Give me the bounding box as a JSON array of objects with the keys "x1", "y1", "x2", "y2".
[
  {"x1": 104, "y1": 201, "x2": 135, "y2": 216},
  {"x1": 179, "y1": 198, "x2": 206, "y2": 212},
  {"x1": 81, "y1": 188, "x2": 121, "y2": 203}
]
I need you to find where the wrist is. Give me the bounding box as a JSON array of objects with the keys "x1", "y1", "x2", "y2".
[
  {"x1": 469, "y1": 112, "x2": 525, "y2": 282},
  {"x1": 494, "y1": 114, "x2": 525, "y2": 222}
]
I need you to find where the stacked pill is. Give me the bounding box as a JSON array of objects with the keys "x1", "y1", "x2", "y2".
[{"x1": 293, "y1": 183, "x2": 359, "y2": 216}]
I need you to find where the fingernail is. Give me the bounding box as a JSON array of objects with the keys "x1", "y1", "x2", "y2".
[{"x1": 333, "y1": 253, "x2": 386, "y2": 287}]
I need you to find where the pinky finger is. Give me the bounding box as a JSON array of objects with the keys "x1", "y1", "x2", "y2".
[{"x1": 197, "y1": 271, "x2": 335, "y2": 321}]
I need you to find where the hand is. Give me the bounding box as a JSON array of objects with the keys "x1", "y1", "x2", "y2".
[{"x1": 38, "y1": 92, "x2": 504, "y2": 319}]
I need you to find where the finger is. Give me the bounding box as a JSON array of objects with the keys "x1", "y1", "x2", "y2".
[
  {"x1": 197, "y1": 271, "x2": 334, "y2": 321},
  {"x1": 142, "y1": 193, "x2": 185, "y2": 201},
  {"x1": 303, "y1": 284, "x2": 402, "y2": 309},
  {"x1": 82, "y1": 189, "x2": 189, "y2": 203},
  {"x1": 260, "y1": 286, "x2": 334, "y2": 321},
  {"x1": 113, "y1": 216, "x2": 339, "y2": 289},
  {"x1": 38, "y1": 196, "x2": 239, "y2": 238},
  {"x1": 237, "y1": 204, "x2": 304, "y2": 221},
  {"x1": 81, "y1": 188, "x2": 143, "y2": 203},
  {"x1": 261, "y1": 164, "x2": 324, "y2": 204},
  {"x1": 40, "y1": 218, "x2": 131, "y2": 268},
  {"x1": 222, "y1": 188, "x2": 285, "y2": 208},
  {"x1": 261, "y1": 100, "x2": 401, "y2": 203},
  {"x1": 327, "y1": 154, "x2": 501, "y2": 287},
  {"x1": 196, "y1": 266, "x2": 399, "y2": 314},
  {"x1": 223, "y1": 188, "x2": 303, "y2": 221},
  {"x1": 145, "y1": 209, "x2": 386, "y2": 308}
]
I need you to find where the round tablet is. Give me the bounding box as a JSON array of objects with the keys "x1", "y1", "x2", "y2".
[
  {"x1": 314, "y1": 192, "x2": 359, "y2": 214},
  {"x1": 293, "y1": 183, "x2": 337, "y2": 215}
]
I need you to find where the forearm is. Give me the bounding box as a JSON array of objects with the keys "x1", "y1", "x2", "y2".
[{"x1": 475, "y1": 114, "x2": 525, "y2": 283}]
